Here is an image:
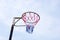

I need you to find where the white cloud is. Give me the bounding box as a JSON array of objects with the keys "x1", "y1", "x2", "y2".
[{"x1": 0, "y1": 36, "x2": 7, "y2": 40}]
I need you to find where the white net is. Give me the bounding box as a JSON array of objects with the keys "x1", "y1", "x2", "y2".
[{"x1": 22, "y1": 12, "x2": 40, "y2": 33}]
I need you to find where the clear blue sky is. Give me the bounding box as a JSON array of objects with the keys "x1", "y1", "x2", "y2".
[{"x1": 0, "y1": 0, "x2": 60, "y2": 40}]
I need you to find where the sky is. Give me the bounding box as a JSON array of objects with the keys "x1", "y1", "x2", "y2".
[{"x1": 0, "y1": 0, "x2": 60, "y2": 40}]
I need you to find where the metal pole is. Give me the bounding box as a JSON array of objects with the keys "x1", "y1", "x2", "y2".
[
  {"x1": 9, "y1": 24, "x2": 14, "y2": 40},
  {"x1": 9, "y1": 17, "x2": 22, "y2": 40}
]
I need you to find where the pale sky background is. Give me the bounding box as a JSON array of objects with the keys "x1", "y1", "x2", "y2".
[{"x1": 0, "y1": 0, "x2": 60, "y2": 40}]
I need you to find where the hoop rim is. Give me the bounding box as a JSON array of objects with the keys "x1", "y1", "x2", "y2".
[
  {"x1": 22, "y1": 11, "x2": 40, "y2": 25},
  {"x1": 22, "y1": 11, "x2": 40, "y2": 20}
]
